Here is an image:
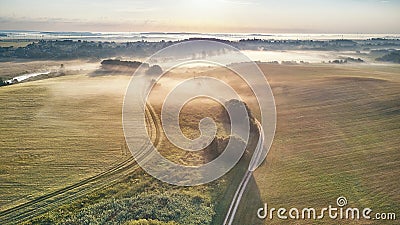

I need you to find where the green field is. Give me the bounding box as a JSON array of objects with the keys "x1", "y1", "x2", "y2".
[
  {"x1": 0, "y1": 63, "x2": 399, "y2": 224},
  {"x1": 0, "y1": 41, "x2": 33, "y2": 48},
  {"x1": 0, "y1": 69, "x2": 256, "y2": 224},
  {"x1": 254, "y1": 64, "x2": 400, "y2": 224},
  {"x1": 0, "y1": 74, "x2": 130, "y2": 210}
]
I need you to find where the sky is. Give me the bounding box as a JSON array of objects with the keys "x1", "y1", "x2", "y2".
[{"x1": 0, "y1": 0, "x2": 399, "y2": 33}]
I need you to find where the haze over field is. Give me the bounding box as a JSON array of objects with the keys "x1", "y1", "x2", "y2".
[{"x1": 0, "y1": 0, "x2": 399, "y2": 224}]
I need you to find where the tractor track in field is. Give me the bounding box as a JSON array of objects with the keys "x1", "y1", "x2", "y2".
[{"x1": 0, "y1": 104, "x2": 161, "y2": 224}]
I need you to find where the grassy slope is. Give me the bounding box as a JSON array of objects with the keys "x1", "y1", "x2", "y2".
[
  {"x1": 254, "y1": 64, "x2": 400, "y2": 224},
  {"x1": 0, "y1": 71, "x2": 244, "y2": 224},
  {"x1": 0, "y1": 60, "x2": 97, "y2": 81},
  {"x1": 0, "y1": 61, "x2": 61, "y2": 80},
  {"x1": 0, "y1": 41, "x2": 33, "y2": 48},
  {"x1": 25, "y1": 171, "x2": 219, "y2": 224},
  {"x1": 0, "y1": 74, "x2": 129, "y2": 210},
  {"x1": 1, "y1": 63, "x2": 399, "y2": 224}
]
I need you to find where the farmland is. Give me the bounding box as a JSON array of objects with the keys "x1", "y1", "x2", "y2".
[
  {"x1": 0, "y1": 62, "x2": 399, "y2": 224},
  {"x1": 254, "y1": 64, "x2": 400, "y2": 224}
]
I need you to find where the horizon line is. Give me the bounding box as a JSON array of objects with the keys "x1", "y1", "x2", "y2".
[{"x1": 1, "y1": 30, "x2": 400, "y2": 35}]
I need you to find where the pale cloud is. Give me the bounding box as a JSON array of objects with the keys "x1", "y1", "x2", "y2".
[
  {"x1": 0, "y1": 0, "x2": 399, "y2": 33},
  {"x1": 218, "y1": 0, "x2": 260, "y2": 5}
]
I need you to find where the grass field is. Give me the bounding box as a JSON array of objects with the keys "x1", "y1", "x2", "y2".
[
  {"x1": 0, "y1": 62, "x2": 399, "y2": 224},
  {"x1": 0, "y1": 68, "x2": 252, "y2": 224},
  {"x1": 0, "y1": 60, "x2": 98, "y2": 81},
  {"x1": 0, "y1": 74, "x2": 130, "y2": 210},
  {"x1": 254, "y1": 63, "x2": 400, "y2": 224},
  {"x1": 0, "y1": 41, "x2": 33, "y2": 48}
]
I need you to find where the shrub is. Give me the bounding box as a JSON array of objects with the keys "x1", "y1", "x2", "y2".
[
  {"x1": 124, "y1": 219, "x2": 177, "y2": 225},
  {"x1": 146, "y1": 65, "x2": 163, "y2": 75}
]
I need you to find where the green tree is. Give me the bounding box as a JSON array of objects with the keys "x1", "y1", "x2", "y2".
[{"x1": 0, "y1": 77, "x2": 6, "y2": 86}]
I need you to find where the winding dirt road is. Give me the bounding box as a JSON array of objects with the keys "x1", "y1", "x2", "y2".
[{"x1": 223, "y1": 121, "x2": 264, "y2": 225}]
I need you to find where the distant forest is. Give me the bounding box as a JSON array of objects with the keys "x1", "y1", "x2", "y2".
[
  {"x1": 377, "y1": 50, "x2": 400, "y2": 63},
  {"x1": 0, "y1": 38, "x2": 400, "y2": 63}
]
